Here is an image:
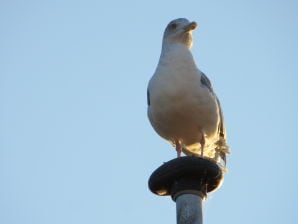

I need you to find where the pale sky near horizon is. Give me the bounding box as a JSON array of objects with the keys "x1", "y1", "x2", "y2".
[{"x1": 1, "y1": 1, "x2": 298, "y2": 223}]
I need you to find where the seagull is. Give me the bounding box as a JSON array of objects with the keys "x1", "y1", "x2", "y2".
[{"x1": 147, "y1": 18, "x2": 230, "y2": 165}]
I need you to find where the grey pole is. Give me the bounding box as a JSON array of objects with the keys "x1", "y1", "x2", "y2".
[
  {"x1": 176, "y1": 194, "x2": 203, "y2": 224},
  {"x1": 148, "y1": 157, "x2": 223, "y2": 224}
]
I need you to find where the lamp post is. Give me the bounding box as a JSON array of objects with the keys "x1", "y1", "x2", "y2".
[{"x1": 148, "y1": 157, "x2": 224, "y2": 224}]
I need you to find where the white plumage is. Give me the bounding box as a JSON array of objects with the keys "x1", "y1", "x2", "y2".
[{"x1": 147, "y1": 18, "x2": 230, "y2": 165}]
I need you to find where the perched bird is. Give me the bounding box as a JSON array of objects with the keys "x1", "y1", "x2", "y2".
[{"x1": 147, "y1": 18, "x2": 230, "y2": 166}]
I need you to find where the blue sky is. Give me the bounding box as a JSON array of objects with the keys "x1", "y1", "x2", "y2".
[{"x1": 1, "y1": 0, "x2": 298, "y2": 223}]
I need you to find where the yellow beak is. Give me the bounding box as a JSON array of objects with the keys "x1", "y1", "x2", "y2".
[{"x1": 184, "y1": 21, "x2": 198, "y2": 32}]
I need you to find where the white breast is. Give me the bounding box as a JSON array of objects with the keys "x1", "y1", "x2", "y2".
[{"x1": 148, "y1": 44, "x2": 219, "y2": 151}]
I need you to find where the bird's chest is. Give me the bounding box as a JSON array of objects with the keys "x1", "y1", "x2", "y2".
[
  {"x1": 152, "y1": 87, "x2": 216, "y2": 125},
  {"x1": 150, "y1": 72, "x2": 218, "y2": 134}
]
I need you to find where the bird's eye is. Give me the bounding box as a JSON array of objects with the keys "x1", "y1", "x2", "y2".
[{"x1": 169, "y1": 23, "x2": 177, "y2": 30}]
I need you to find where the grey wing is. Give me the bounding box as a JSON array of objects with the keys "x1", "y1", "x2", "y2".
[
  {"x1": 200, "y1": 72, "x2": 225, "y2": 139},
  {"x1": 200, "y1": 72, "x2": 214, "y2": 93},
  {"x1": 147, "y1": 88, "x2": 150, "y2": 106},
  {"x1": 201, "y1": 71, "x2": 230, "y2": 165}
]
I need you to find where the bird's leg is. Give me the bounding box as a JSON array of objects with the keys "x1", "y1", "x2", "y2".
[
  {"x1": 175, "y1": 139, "x2": 182, "y2": 157},
  {"x1": 200, "y1": 134, "x2": 205, "y2": 157}
]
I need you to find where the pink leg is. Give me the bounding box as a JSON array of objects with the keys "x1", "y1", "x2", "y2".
[
  {"x1": 175, "y1": 139, "x2": 182, "y2": 158},
  {"x1": 200, "y1": 134, "x2": 205, "y2": 157}
]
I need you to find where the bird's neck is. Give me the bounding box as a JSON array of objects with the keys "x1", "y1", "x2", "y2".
[{"x1": 159, "y1": 43, "x2": 196, "y2": 68}]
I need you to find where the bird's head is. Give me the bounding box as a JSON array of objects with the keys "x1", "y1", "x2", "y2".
[{"x1": 162, "y1": 18, "x2": 198, "y2": 49}]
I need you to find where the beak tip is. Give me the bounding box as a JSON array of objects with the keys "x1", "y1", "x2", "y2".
[{"x1": 184, "y1": 21, "x2": 198, "y2": 32}]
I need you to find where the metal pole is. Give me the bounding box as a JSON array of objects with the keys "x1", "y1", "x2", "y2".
[
  {"x1": 148, "y1": 157, "x2": 223, "y2": 224},
  {"x1": 176, "y1": 194, "x2": 203, "y2": 224}
]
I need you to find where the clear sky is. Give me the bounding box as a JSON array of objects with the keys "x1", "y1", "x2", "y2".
[{"x1": 1, "y1": 0, "x2": 298, "y2": 223}]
